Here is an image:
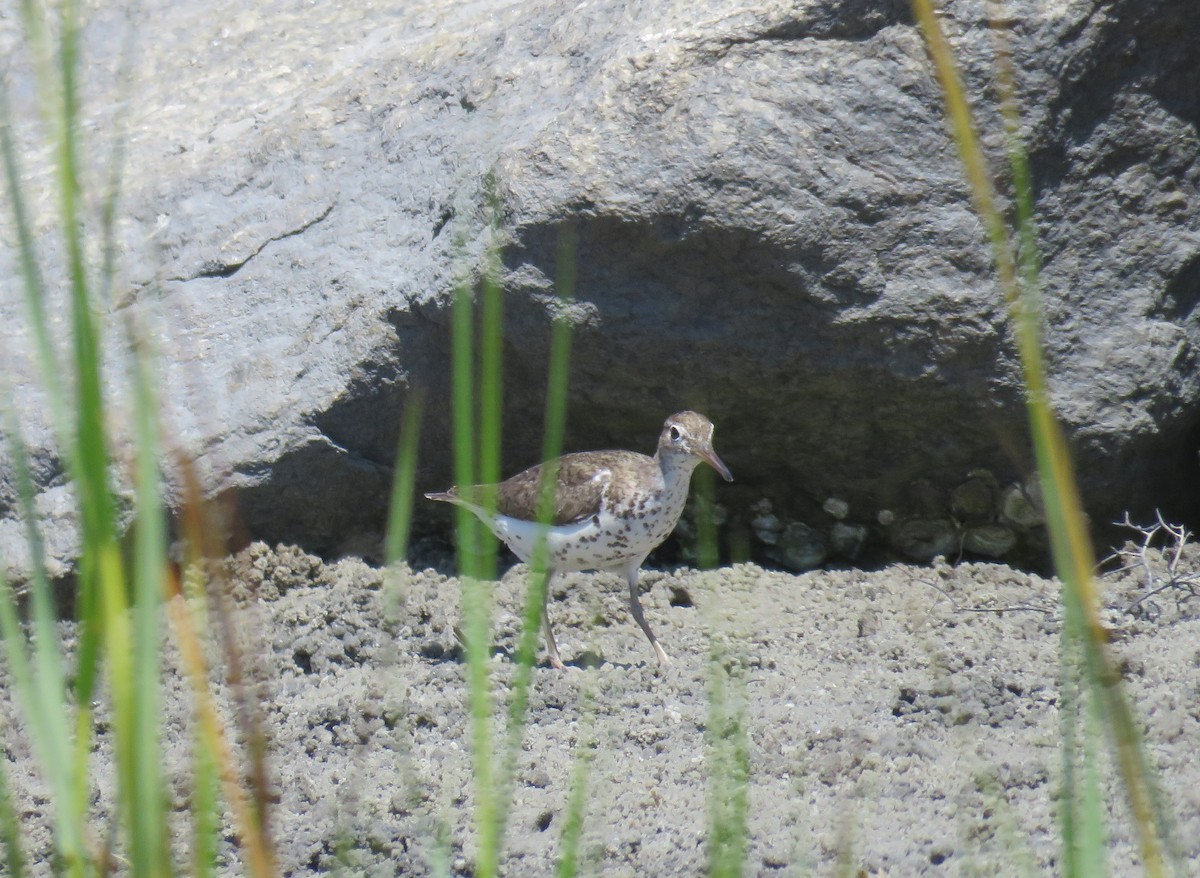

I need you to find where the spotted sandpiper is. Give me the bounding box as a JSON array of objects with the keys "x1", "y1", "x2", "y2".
[{"x1": 425, "y1": 411, "x2": 733, "y2": 669}]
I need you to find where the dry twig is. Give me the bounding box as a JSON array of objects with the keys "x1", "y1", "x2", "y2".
[
  {"x1": 1103, "y1": 511, "x2": 1200, "y2": 617},
  {"x1": 914, "y1": 575, "x2": 1055, "y2": 616}
]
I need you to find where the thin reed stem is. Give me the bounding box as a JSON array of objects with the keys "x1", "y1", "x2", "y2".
[
  {"x1": 912, "y1": 2, "x2": 1179, "y2": 873},
  {"x1": 451, "y1": 262, "x2": 499, "y2": 877},
  {"x1": 385, "y1": 389, "x2": 426, "y2": 567},
  {"x1": 496, "y1": 224, "x2": 577, "y2": 844}
]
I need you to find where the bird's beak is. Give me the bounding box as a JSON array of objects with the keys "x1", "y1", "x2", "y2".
[{"x1": 700, "y1": 448, "x2": 734, "y2": 482}]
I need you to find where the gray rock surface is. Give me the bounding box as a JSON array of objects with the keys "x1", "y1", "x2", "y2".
[
  {"x1": 1, "y1": 0, "x2": 1198, "y2": 577},
  {"x1": 3, "y1": 542, "x2": 1199, "y2": 874}
]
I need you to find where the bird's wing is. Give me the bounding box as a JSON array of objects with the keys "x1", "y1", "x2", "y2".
[{"x1": 495, "y1": 452, "x2": 634, "y2": 525}]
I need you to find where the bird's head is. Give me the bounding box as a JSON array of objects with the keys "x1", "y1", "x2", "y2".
[{"x1": 658, "y1": 411, "x2": 733, "y2": 482}]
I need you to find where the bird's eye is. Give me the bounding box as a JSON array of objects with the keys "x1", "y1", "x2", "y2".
[{"x1": 669, "y1": 426, "x2": 681, "y2": 441}]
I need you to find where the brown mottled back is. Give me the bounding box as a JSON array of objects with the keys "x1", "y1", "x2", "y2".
[{"x1": 491, "y1": 450, "x2": 659, "y2": 525}]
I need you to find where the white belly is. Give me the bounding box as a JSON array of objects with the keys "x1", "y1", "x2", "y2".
[{"x1": 486, "y1": 505, "x2": 683, "y2": 572}]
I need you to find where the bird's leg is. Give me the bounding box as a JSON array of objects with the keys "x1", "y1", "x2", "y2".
[
  {"x1": 624, "y1": 560, "x2": 670, "y2": 666},
  {"x1": 542, "y1": 570, "x2": 566, "y2": 670}
]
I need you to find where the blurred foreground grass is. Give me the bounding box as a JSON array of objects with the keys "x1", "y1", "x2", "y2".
[
  {"x1": 0, "y1": 1, "x2": 274, "y2": 875},
  {"x1": 0, "y1": 0, "x2": 1185, "y2": 875},
  {"x1": 912, "y1": 1, "x2": 1181, "y2": 874}
]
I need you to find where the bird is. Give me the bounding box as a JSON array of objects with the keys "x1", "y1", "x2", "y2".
[{"x1": 425, "y1": 411, "x2": 733, "y2": 669}]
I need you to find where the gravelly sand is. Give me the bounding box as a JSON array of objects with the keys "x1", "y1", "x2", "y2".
[{"x1": 2, "y1": 542, "x2": 1199, "y2": 875}]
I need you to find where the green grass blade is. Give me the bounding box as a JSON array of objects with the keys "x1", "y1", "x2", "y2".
[
  {"x1": 451, "y1": 261, "x2": 498, "y2": 877},
  {"x1": 55, "y1": 0, "x2": 112, "y2": 542},
  {"x1": 170, "y1": 457, "x2": 279, "y2": 878},
  {"x1": 515, "y1": 222, "x2": 576, "y2": 664},
  {"x1": 496, "y1": 224, "x2": 577, "y2": 843},
  {"x1": 991, "y1": 27, "x2": 1042, "y2": 305},
  {"x1": 541, "y1": 223, "x2": 575, "y2": 468},
  {"x1": 694, "y1": 468, "x2": 719, "y2": 570},
  {"x1": 384, "y1": 389, "x2": 426, "y2": 566},
  {"x1": 1080, "y1": 663, "x2": 1107, "y2": 877},
  {"x1": 14, "y1": 0, "x2": 55, "y2": 125},
  {"x1": 912, "y1": 2, "x2": 1178, "y2": 873},
  {"x1": 0, "y1": 69, "x2": 71, "y2": 477},
  {"x1": 554, "y1": 699, "x2": 595, "y2": 878},
  {"x1": 994, "y1": 30, "x2": 1108, "y2": 876},
  {"x1": 0, "y1": 752, "x2": 27, "y2": 878},
  {"x1": 693, "y1": 380, "x2": 746, "y2": 876},
  {"x1": 190, "y1": 718, "x2": 219, "y2": 878},
  {"x1": 450, "y1": 262, "x2": 480, "y2": 573},
  {"x1": 213, "y1": 584, "x2": 274, "y2": 854},
  {"x1": 477, "y1": 179, "x2": 504, "y2": 582},
  {"x1": 129, "y1": 332, "x2": 170, "y2": 875},
  {"x1": 0, "y1": 584, "x2": 85, "y2": 878},
  {"x1": 2, "y1": 8, "x2": 97, "y2": 869},
  {"x1": 165, "y1": 578, "x2": 277, "y2": 878},
  {"x1": 100, "y1": 549, "x2": 136, "y2": 875},
  {"x1": 1058, "y1": 613, "x2": 1080, "y2": 875},
  {"x1": 506, "y1": 221, "x2": 576, "y2": 682},
  {"x1": 995, "y1": 15, "x2": 1180, "y2": 874},
  {"x1": 2, "y1": 45, "x2": 104, "y2": 805},
  {"x1": 55, "y1": 0, "x2": 86, "y2": 306},
  {"x1": 0, "y1": 420, "x2": 88, "y2": 878},
  {"x1": 706, "y1": 648, "x2": 749, "y2": 878},
  {"x1": 1059, "y1": 605, "x2": 1106, "y2": 877},
  {"x1": 554, "y1": 752, "x2": 591, "y2": 878},
  {"x1": 95, "y1": 18, "x2": 136, "y2": 311},
  {"x1": 35, "y1": 0, "x2": 114, "y2": 826},
  {"x1": 3, "y1": 412, "x2": 68, "y2": 672},
  {"x1": 383, "y1": 389, "x2": 425, "y2": 628}
]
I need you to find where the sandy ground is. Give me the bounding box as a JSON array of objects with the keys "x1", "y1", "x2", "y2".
[{"x1": 3, "y1": 543, "x2": 1200, "y2": 876}]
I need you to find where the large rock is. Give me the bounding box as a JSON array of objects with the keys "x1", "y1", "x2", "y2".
[{"x1": 1, "y1": 0, "x2": 1198, "y2": 579}]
